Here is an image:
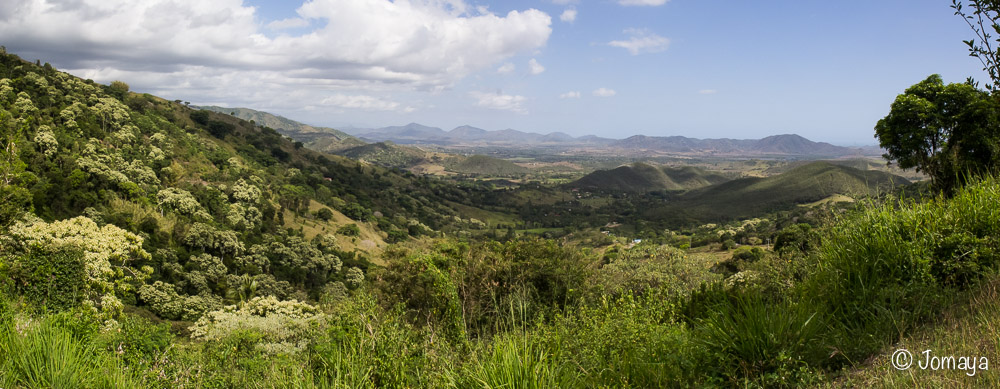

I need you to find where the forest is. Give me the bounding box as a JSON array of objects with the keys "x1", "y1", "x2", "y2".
[{"x1": 3, "y1": 2, "x2": 1000, "y2": 388}]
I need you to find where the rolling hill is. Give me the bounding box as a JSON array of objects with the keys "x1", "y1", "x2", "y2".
[
  {"x1": 652, "y1": 161, "x2": 910, "y2": 221},
  {"x1": 444, "y1": 155, "x2": 530, "y2": 176},
  {"x1": 198, "y1": 106, "x2": 365, "y2": 152},
  {"x1": 569, "y1": 163, "x2": 731, "y2": 192},
  {"x1": 338, "y1": 141, "x2": 427, "y2": 169}
]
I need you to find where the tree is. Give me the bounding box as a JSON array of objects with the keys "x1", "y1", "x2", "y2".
[
  {"x1": 875, "y1": 74, "x2": 1000, "y2": 191},
  {"x1": 952, "y1": 1, "x2": 1000, "y2": 90}
]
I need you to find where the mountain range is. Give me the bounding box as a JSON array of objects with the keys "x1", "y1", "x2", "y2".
[{"x1": 200, "y1": 106, "x2": 880, "y2": 158}]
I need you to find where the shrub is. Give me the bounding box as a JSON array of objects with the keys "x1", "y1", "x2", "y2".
[
  {"x1": 190, "y1": 296, "x2": 325, "y2": 355},
  {"x1": 337, "y1": 223, "x2": 360, "y2": 236},
  {"x1": 4, "y1": 246, "x2": 87, "y2": 312}
]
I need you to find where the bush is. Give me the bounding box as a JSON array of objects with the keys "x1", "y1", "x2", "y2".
[
  {"x1": 4, "y1": 246, "x2": 87, "y2": 312},
  {"x1": 337, "y1": 223, "x2": 360, "y2": 236},
  {"x1": 315, "y1": 208, "x2": 333, "y2": 221},
  {"x1": 105, "y1": 314, "x2": 172, "y2": 363}
]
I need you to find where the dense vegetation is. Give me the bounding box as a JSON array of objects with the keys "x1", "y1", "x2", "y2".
[{"x1": 2, "y1": 12, "x2": 1000, "y2": 384}]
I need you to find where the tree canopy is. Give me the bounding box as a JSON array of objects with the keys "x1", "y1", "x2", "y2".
[{"x1": 874, "y1": 74, "x2": 1000, "y2": 191}]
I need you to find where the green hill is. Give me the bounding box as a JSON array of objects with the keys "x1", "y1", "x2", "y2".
[
  {"x1": 444, "y1": 155, "x2": 529, "y2": 176},
  {"x1": 653, "y1": 161, "x2": 909, "y2": 221},
  {"x1": 569, "y1": 163, "x2": 731, "y2": 192},
  {"x1": 0, "y1": 51, "x2": 506, "y2": 321},
  {"x1": 199, "y1": 105, "x2": 365, "y2": 152},
  {"x1": 337, "y1": 141, "x2": 427, "y2": 169}
]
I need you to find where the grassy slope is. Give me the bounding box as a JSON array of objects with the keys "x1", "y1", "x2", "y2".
[
  {"x1": 828, "y1": 277, "x2": 1000, "y2": 387},
  {"x1": 337, "y1": 141, "x2": 427, "y2": 169},
  {"x1": 656, "y1": 161, "x2": 909, "y2": 221},
  {"x1": 444, "y1": 155, "x2": 529, "y2": 176},
  {"x1": 570, "y1": 163, "x2": 730, "y2": 192}
]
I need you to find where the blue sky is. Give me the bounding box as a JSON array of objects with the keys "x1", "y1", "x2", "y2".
[{"x1": 0, "y1": 0, "x2": 987, "y2": 144}]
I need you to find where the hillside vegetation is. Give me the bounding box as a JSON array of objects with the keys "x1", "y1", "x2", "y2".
[
  {"x1": 570, "y1": 162, "x2": 731, "y2": 192},
  {"x1": 1, "y1": 47, "x2": 997, "y2": 389},
  {"x1": 657, "y1": 161, "x2": 909, "y2": 221},
  {"x1": 199, "y1": 105, "x2": 365, "y2": 152},
  {"x1": 444, "y1": 154, "x2": 529, "y2": 176},
  {"x1": 338, "y1": 141, "x2": 428, "y2": 169}
]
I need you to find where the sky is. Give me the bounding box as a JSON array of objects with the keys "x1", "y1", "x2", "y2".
[{"x1": 0, "y1": 0, "x2": 989, "y2": 145}]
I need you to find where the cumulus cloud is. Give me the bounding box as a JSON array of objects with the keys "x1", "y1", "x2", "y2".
[
  {"x1": 592, "y1": 88, "x2": 616, "y2": 97},
  {"x1": 618, "y1": 0, "x2": 669, "y2": 6},
  {"x1": 470, "y1": 91, "x2": 527, "y2": 114},
  {"x1": 698, "y1": 89, "x2": 717, "y2": 95},
  {"x1": 319, "y1": 94, "x2": 413, "y2": 112},
  {"x1": 0, "y1": 0, "x2": 552, "y2": 114},
  {"x1": 497, "y1": 62, "x2": 516, "y2": 74},
  {"x1": 560, "y1": 9, "x2": 577, "y2": 23},
  {"x1": 559, "y1": 91, "x2": 581, "y2": 99},
  {"x1": 529, "y1": 58, "x2": 545, "y2": 75},
  {"x1": 266, "y1": 17, "x2": 310, "y2": 30},
  {"x1": 608, "y1": 28, "x2": 670, "y2": 55}
]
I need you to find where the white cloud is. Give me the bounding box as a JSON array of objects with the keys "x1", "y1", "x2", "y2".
[
  {"x1": 617, "y1": 0, "x2": 669, "y2": 6},
  {"x1": 0, "y1": 0, "x2": 553, "y2": 112},
  {"x1": 608, "y1": 28, "x2": 670, "y2": 55},
  {"x1": 529, "y1": 58, "x2": 545, "y2": 75},
  {"x1": 560, "y1": 9, "x2": 577, "y2": 23},
  {"x1": 497, "y1": 62, "x2": 516, "y2": 74},
  {"x1": 592, "y1": 88, "x2": 616, "y2": 97},
  {"x1": 266, "y1": 17, "x2": 310, "y2": 30},
  {"x1": 319, "y1": 94, "x2": 412, "y2": 112},
  {"x1": 470, "y1": 91, "x2": 527, "y2": 114},
  {"x1": 698, "y1": 89, "x2": 717, "y2": 95},
  {"x1": 559, "y1": 91, "x2": 581, "y2": 99}
]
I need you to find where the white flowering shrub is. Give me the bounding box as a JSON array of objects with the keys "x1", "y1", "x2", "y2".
[
  {"x1": 13, "y1": 91, "x2": 37, "y2": 116},
  {"x1": 76, "y1": 139, "x2": 131, "y2": 185},
  {"x1": 33, "y1": 125, "x2": 58, "y2": 158},
  {"x1": 230, "y1": 178, "x2": 261, "y2": 203},
  {"x1": 89, "y1": 96, "x2": 129, "y2": 131},
  {"x1": 6, "y1": 216, "x2": 150, "y2": 316},
  {"x1": 226, "y1": 203, "x2": 261, "y2": 231},
  {"x1": 190, "y1": 253, "x2": 227, "y2": 281},
  {"x1": 345, "y1": 267, "x2": 365, "y2": 289},
  {"x1": 137, "y1": 281, "x2": 223, "y2": 321},
  {"x1": 156, "y1": 187, "x2": 211, "y2": 220},
  {"x1": 190, "y1": 296, "x2": 325, "y2": 355},
  {"x1": 184, "y1": 223, "x2": 245, "y2": 257},
  {"x1": 0, "y1": 78, "x2": 13, "y2": 100}
]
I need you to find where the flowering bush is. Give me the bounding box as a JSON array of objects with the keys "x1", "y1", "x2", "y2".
[
  {"x1": 5, "y1": 216, "x2": 150, "y2": 317},
  {"x1": 190, "y1": 296, "x2": 325, "y2": 355}
]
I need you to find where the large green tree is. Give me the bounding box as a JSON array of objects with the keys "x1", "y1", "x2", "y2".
[{"x1": 875, "y1": 74, "x2": 1000, "y2": 191}]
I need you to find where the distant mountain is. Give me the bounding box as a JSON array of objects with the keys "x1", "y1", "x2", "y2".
[
  {"x1": 345, "y1": 123, "x2": 613, "y2": 147},
  {"x1": 612, "y1": 134, "x2": 869, "y2": 157},
  {"x1": 448, "y1": 125, "x2": 489, "y2": 140},
  {"x1": 198, "y1": 106, "x2": 365, "y2": 152},
  {"x1": 354, "y1": 123, "x2": 448, "y2": 143},
  {"x1": 569, "y1": 163, "x2": 731, "y2": 192}
]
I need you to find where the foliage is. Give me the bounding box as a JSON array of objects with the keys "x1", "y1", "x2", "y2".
[
  {"x1": 4, "y1": 216, "x2": 150, "y2": 318},
  {"x1": 875, "y1": 74, "x2": 1000, "y2": 191},
  {"x1": 191, "y1": 296, "x2": 325, "y2": 355},
  {"x1": 3, "y1": 246, "x2": 87, "y2": 312},
  {"x1": 952, "y1": 0, "x2": 1000, "y2": 90},
  {"x1": 337, "y1": 223, "x2": 361, "y2": 236}
]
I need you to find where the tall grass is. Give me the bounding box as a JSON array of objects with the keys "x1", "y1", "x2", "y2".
[
  {"x1": 0, "y1": 317, "x2": 137, "y2": 388},
  {"x1": 456, "y1": 334, "x2": 574, "y2": 389}
]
